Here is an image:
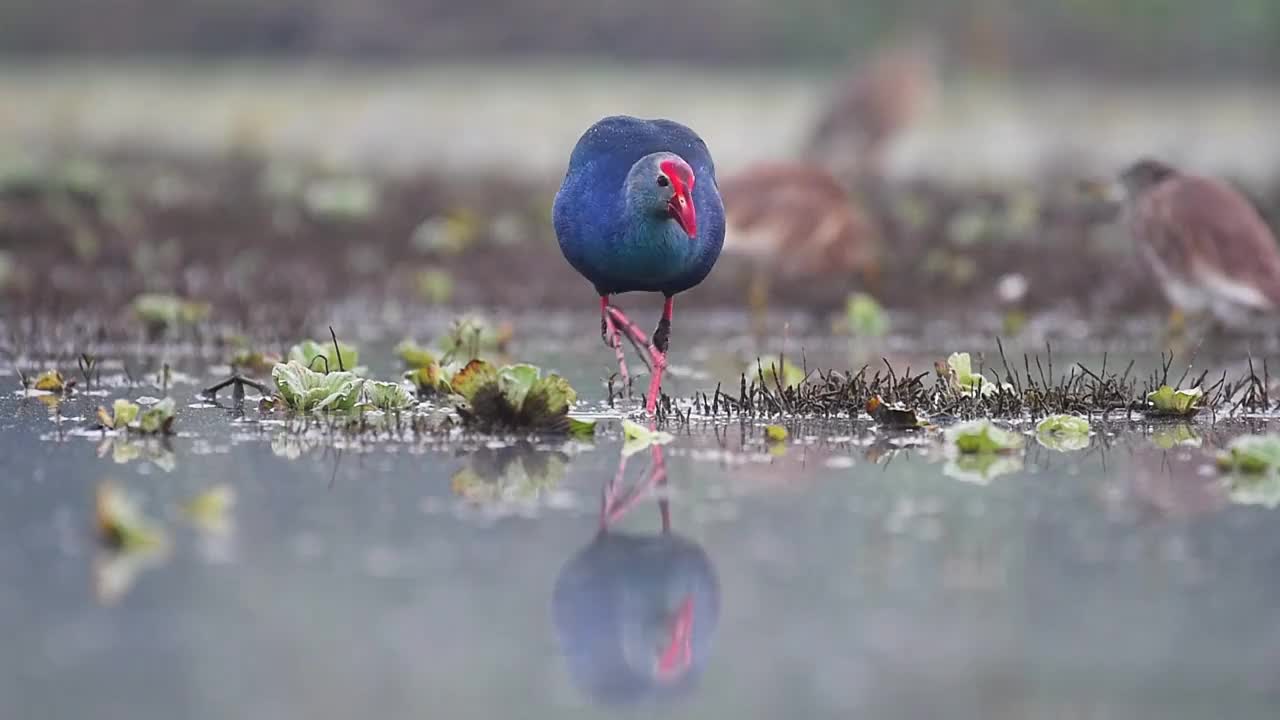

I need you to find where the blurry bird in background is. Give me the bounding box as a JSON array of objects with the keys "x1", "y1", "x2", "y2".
[
  {"x1": 803, "y1": 37, "x2": 940, "y2": 185},
  {"x1": 717, "y1": 37, "x2": 939, "y2": 334},
  {"x1": 1087, "y1": 158, "x2": 1280, "y2": 332},
  {"x1": 718, "y1": 162, "x2": 881, "y2": 333}
]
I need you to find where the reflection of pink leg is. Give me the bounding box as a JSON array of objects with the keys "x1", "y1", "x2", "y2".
[
  {"x1": 652, "y1": 442, "x2": 671, "y2": 533},
  {"x1": 600, "y1": 450, "x2": 631, "y2": 531},
  {"x1": 600, "y1": 297, "x2": 630, "y2": 396},
  {"x1": 600, "y1": 432, "x2": 669, "y2": 528}
]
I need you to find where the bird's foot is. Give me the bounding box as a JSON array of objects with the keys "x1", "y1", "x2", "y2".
[{"x1": 652, "y1": 317, "x2": 671, "y2": 355}]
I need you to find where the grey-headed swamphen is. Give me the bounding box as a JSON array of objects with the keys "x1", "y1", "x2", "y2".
[{"x1": 553, "y1": 115, "x2": 726, "y2": 414}]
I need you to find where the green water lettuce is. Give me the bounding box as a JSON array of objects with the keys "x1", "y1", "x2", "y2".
[
  {"x1": 272, "y1": 361, "x2": 363, "y2": 413},
  {"x1": 96, "y1": 481, "x2": 168, "y2": 552},
  {"x1": 405, "y1": 364, "x2": 452, "y2": 397},
  {"x1": 1215, "y1": 435, "x2": 1280, "y2": 508},
  {"x1": 33, "y1": 369, "x2": 65, "y2": 392},
  {"x1": 96, "y1": 398, "x2": 141, "y2": 430},
  {"x1": 450, "y1": 359, "x2": 580, "y2": 433},
  {"x1": 287, "y1": 339, "x2": 361, "y2": 374},
  {"x1": 845, "y1": 292, "x2": 889, "y2": 337},
  {"x1": 621, "y1": 419, "x2": 674, "y2": 457},
  {"x1": 945, "y1": 352, "x2": 1009, "y2": 398},
  {"x1": 131, "y1": 293, "x2": 210, "y2": 331},
  {"x1": 944, "y1": 454, "x2": 1024, "y2": 485},
  {"x1": 137, "y1": 398, "x2": 176, "y2": 435},
  {"x1": 450, "y1": 446, "x2": 568, "y2": 505},
  {"x1": 361, "y1": 380, "x2": 416, "y2": 411},
  {"x1": 395, "y1": 339, "x2": 438, "y2": 369},
  {"x1": 1217, "y1": 435, "x2": 1280, "y2": 475},
  {"x1": 1035, "y1": 414, "x2": 1091, "y2": 452},
  {"x1": 1146, "y1": 385, "x2": 1203, "y2": 417},
  {"x1": 183, "y1": 485, "x2": 236, "y2": 533},
  {"x1": 946, "y1": 419, "x2": 1024, "y2": 454}
]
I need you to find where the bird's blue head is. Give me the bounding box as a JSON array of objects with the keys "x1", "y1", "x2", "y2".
[{"x1": 624, "y1": 152, "x2": 698, "y2": 239}]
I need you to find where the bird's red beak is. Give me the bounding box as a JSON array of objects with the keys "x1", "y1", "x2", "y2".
[
  {"x1": 667, "y1": 191, "x2": 696, "y2": 238},
  {"x1": 661, "y1": 160, "x2": 697, "y2": 238}
]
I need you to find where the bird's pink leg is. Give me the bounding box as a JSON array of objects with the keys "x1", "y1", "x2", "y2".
[
  {"x1": 606, "y1": 298, "x2": 673, "y2": 415},
  {"x1": 600, "y1": 296, "x2": 630, "y2": 395},
  {"x1": 645, "y1": 297, "x2": 674, "y2": 415}
]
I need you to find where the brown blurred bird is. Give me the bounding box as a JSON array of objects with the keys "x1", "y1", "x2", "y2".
[
  {"x1": 1115, "y1": 158, "x2": 1280, "y2": 328},
  {"x1": 804, "y1": 41, "x2": 939, "y2": 183},
  {"x1": 718, "y1": 162, "x2": 881, "y2": 329}
]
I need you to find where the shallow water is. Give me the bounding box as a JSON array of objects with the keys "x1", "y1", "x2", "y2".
[{"x1": 4, "y1": 331, "x2": 1280, "y2": 719}]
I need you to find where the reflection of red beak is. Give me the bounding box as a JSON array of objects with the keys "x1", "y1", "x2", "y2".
[
  {"x1": 656, "y1": 595, "x2": 694, "y2": 681},
  {"x1": 667, "y1": 191, "x2": 697, "y2": 238}
]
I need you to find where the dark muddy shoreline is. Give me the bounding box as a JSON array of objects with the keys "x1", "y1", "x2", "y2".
[{"x1": 1, "y1": 150, "x2": 1270, "y2": 336}]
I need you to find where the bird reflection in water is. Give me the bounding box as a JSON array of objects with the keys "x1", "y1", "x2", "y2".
[{"x1": 552, "y1": 439, "x2": 720, "y2": 705}]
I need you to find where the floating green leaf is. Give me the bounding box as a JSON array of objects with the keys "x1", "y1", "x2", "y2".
[
  {"x1": 272, "y1": 361, "x2": 363, "y2": 413},
  {"x1": 760, "y1": 357, "x2": 807, "y2": 389},
  {"x1": 448, "y1": 359, "x2": 579, "y2": 432},
  {"x1": 1217, "y1": 434, "x2": 1280, "y2": 475},
  {"x1": 411, "y1": 210, "x2": 481, "y2": 255},
  {"x1": 945, "y1": 352, "x2": 1006, "y2": 398},
  {"x1": 438, "y1": 315, "x2": 513, "y2": 362},
  {"x1": 362, "y1": 380, "x2": 416, "y2": 411},
  {"x1": 450, "y1": 445, "x2": 568, "y2": 505},
  {"x1": 944, "y1": 454, "x2": 1024, "y2": 485},
  {"x1": 395, "y1": 339, "x2": 438, "y2": 369},
  {"x1": 1035, "y1": 414, "x2": 1091, "y2": 452},
  {"x1": 450, "y1": 359, "x2": 500, "y2": 404},
  {"x1": 621, "y1": 419, "x2": 674, "y2": 457},
  {"x1": 131, "y1": 293, "x2": 210, "y2": 330},
  {"x1": 416, "y1": 268, "x2": 455, "y2": 305},
  {"x1": 33, "y1": 369, "x2": 65, "y2": 392},
  {"x1": 499, "y1": 364, "x2": 541, "y2": 410},
  {"x1": 183, "y1": 485, "x2": 236, "y2": 533},
  {"x1": 287, "y1": 339, "x2": 361, "y2": 375},
  {"x1": 97, "y1": 398, "x2": 141, "y2": 430},
  {"x1": 1152, "y1": 424, "x2": 1202, "y2": 449},
  {"x1": 230, "y1": 349, "x2": 281, "y2": 375},
  {"x1": 525, "y1": 374, "x2": 577, "y2": 419},
  {"x1": 567, "y1": 417, "x2": 597, "y2": 439},
  {"x1": 136, "y1": 398, "x2": 176, "y2": 435},
  {"x1": 96, "y1": 482, "x2": 168, "y2": 551},
  {"x1": 1146, "y1": 385, "x2": 1203, "y2": 416},
  {"x1": 845, "y1": 292, "x2": 889, "y2": 337},
  {"x1": 946, "y1": 419, "x2": 1024, "y2": 454},
  {"x1": 405, "y1": 364, "x2": 452, "y2": 396}
]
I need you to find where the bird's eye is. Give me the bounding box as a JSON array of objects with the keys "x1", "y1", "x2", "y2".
[{"x1": 656, "y1": 175, "x2": 670, "y2": 188}]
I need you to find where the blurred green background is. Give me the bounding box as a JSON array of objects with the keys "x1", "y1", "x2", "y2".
[{"x1": 2, "y1": 0, "x2": 1278, "y2": 76}]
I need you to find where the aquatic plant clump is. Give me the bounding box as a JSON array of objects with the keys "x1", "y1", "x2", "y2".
[
  {"x1": 688, "y1": 347, "x2": 1263, "y2": 422},
  {"x1": 451, "y1": 360, "x2": 588, "y2": 434},
  {"x1": 272, "y1": 361, "x2": 363, "y2": 413}
]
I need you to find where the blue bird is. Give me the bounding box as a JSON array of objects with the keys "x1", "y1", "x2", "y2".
[{"x1": 553, "y1": 116, "x2": 726, "y2": 414}]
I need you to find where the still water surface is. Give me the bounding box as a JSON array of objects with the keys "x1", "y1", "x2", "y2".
[{"x1": 3, "y1": 333, "x2": 1279, "y2": 719}]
